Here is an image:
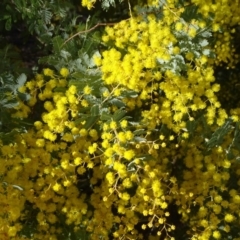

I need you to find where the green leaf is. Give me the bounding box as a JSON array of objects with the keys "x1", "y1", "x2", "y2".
[
  {"x1": 16, "y1": 73, "x2": 27, "y2": 88},
  {"x1": 69, "y1": 79, "x2": 86, "y2": 91},
  {"x1": 12, "y1": 184, "x2": 24, "y2": 191},
  {"x1": 60, "y1": 50, "x2": 71, "y2": 60},
  {"x1": 180, "y1": 5, "x2": 201, "y2": 21},
  {"x1": 199, "y1": 30, "x2": 212, "y2": 38},
  {"x1": 38, "y1": 55, "x2": 60, "y2": 66},
  {"x1": 100, "y1": 113, "x2": 112, "y2": 121},
  {"x1": 82, "y1": 53, "x2": 95, "y2": 68},
  {"x1": 193, "y1": 50, "x2": 201, "y2": 58},
  {"x1": 121, "y1": 90, "x2": 138, "y2": 98},
  {"x1": 133, "y1": 129, "x2": 146, "y2": 135},
  {"x1": 1, "y1": 98, "x2": 18, "y2": 108},
  {"x1": 202, "y1": 49, "x2": 211, "y2": 56},
  {"x1": 127, "y1": 161, "x2": 136, "y2": 172},
  {"x1": 2, "y1": 181, "x2": 24, "y2": 191},
  {"x1": 232, "y1": 122, "x2": 240, "y2": 151},
  {"x1": 101, "y1": 0, "x2": 116, "y2": 10},
  {"x1": 129, "y1": 121, "x2": 141, "y2": 126},
  {"x1": 199, "y1": 39, "x2": 209, "y2": 47},
  {"x1": 134, "y1": 136, "x2": 147, "y2": 142},
  {"x1": 113, "y1": 109, "x2": 126, "y2": 121},
  {"x1": 17, "y1": 91, "x2": 30, "y2": 102},
  {"x1": 73, "y1": 226, "x2": 90, "y2": 240},
  {"x1": 0, "y1": 129, "x2": 19, "y2": 144},
  {"x1": 5, "y1": 17, "x2": 12, "y2": 30},
  {"x1": 206, "y1": 118, "x2": 233, "y2": 148},
  {"x1": 108, "y1": 98, "x2": 125, "y2": 108},
  {"x1": 91, "y1": 104, "x2": 100, "y2": 116},
  {"x1": 84, "y1": 116, "x2": 99, "y2": 129},
  {"x1": 138, "y1": 154, "x2": 153, "y2": 161},
  {"x1": 52, "y1": 36, "x2": 64, "y2": 53},
  {"x1": 53, "y1": 87, "x2": 67, "y2": 93},
  {"x1": 41, "y1": 9, "x2": 52, "y2": 24},
  {"x1": 69, "y1": 72, "x2": 101, "y2": 92},
  {"x1": 186, "y1": 119, "x2": 197, "y2": 133},
  {"x1": 159, "y1": 124, "x2": 171, "y2": 136},
  {"x1": 168, "y1": 54, "x2": 186, "y2": 74}
]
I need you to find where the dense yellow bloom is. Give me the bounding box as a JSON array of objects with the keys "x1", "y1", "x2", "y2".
[
  {"x1": 43, "y1": 130, "x2": 57, "y2": 141},
  {"x1": 36, "y1": 139, "x2": 45, "y2": 147},
  {"x1": 124, "y1": 150, "x2": 135, "y2": 161},
  {"x1": 8, "y1": 226, "x2": 17, "y2": 237},
  {"x1": 60, "y1": 67, "x2": 69, "y2": 77},
  {"x1": 152, "y1": 180, "x2": 163, "y2": 197},
  {"x1": 120, "y1": 119, "x2": 128, "y2": 128},
  {"x1": 212, "y1": 231, "x2": 221, "y2": 239},
  {"x1": 118, "y1": 132, "x2": 126, "y2": 143},
  {"x1": 43, "y1": 68, "x2": 54, "y2": 77},
  {"x1": 34, "y1": 121, "x2": 43, "y2": 130},
  {"x1": 106, "y1": 172, "x2": 115, "y2": 185},
  {"x1": 83, "y1": 85, "x2": 92, "y2": 95},
  {"x1": 81, "y1": 0, "x2": 96, "y2": 9},
  {"x1": 1, "y1": 1, "x2": 240, "y2": 239},
  {"x1": 110, "y1": 121, "x2": 117, "y2": 129},
  {"x1": 224, "y1": 213, "x2": 235, "y2": 223},
  {"x1": 52, "y1": 182, "x2": 62, "y2": 192}
]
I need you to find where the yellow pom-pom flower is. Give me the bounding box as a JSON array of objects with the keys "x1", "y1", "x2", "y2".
[{"x1": 60, "y1": 67, "x2": 69, "y2": 77}]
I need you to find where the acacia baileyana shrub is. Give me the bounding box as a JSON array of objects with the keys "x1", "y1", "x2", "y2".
[{"x1": 1, "y1": 0, "x2": 240, "y2": 239}]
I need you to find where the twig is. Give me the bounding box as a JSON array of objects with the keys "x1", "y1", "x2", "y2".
[
  {"x1": 62, "y1": 22, "x2": 116, "y2": 46},
  {"x1": 128, "y1": 0, "x2": 132, "y2": 18}
]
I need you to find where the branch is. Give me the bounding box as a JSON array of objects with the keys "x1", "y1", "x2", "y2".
[{"x1": 62, "y1": 22, "x2": 117, "y2": 46}]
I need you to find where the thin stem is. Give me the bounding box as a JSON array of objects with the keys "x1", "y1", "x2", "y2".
[{"x1": 62, "y1": 22, "x2": 117, "y2": 46}]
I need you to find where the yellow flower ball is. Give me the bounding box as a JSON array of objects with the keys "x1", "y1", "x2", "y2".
[{"x1": 60, "y1": 67, "x2": 69, "y2": 78}]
